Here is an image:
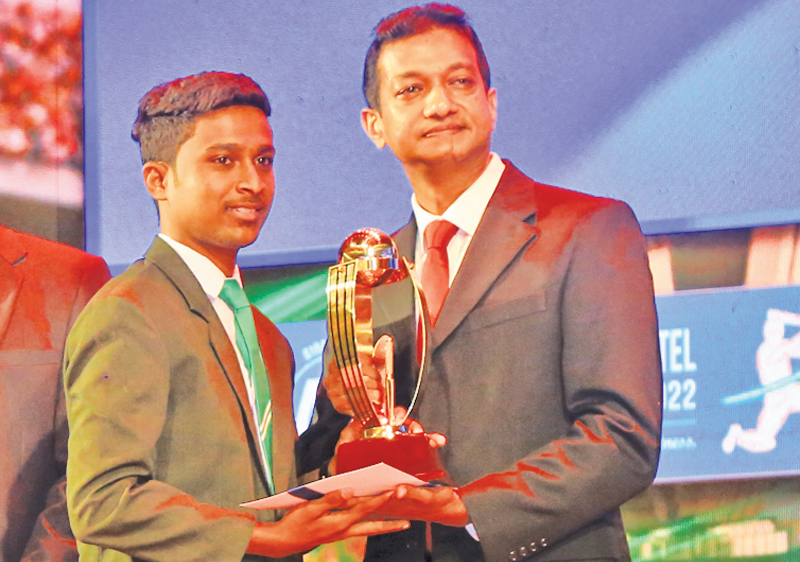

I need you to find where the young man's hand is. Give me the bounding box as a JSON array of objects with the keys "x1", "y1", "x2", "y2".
[{"x1": 246, "y1": 489, "x2": 409, "y2": 558}]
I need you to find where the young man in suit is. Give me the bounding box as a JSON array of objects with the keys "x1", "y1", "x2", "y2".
[
  {"x1": 299, "y1": 5, "x2": 662, "y2": 561},
  {"x1": 63, "y1": 72, "x2": 408, "y2": 562},
  {"x1": 0, "y1": 224, "x2": 110, "y2": 562}
]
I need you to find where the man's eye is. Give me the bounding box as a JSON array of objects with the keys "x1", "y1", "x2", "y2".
[
  {"x1": 256, "y1": 156, "x2": 274, "y2": 166},
  {"x1": 214, "y1": 156, "x2": 231, "y2": 165},
  {"x1": 397, "y1": 85, "x2": 421, "y2": 97},
  {"x1": 452, "y1": 77, "x2": 474, "y2": 87}
]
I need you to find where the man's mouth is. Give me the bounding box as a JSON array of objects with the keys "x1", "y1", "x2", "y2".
[
  {"x1": 227, "y1": 203, "x2": 265, "y2": 221},
  {"x1": 423, "y1": 124, "x2": 465, "y2": 137}
]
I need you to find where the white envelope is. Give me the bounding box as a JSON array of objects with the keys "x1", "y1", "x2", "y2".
[{"x1": 241, "y1": 463, "x2": 428, "y2": 510}]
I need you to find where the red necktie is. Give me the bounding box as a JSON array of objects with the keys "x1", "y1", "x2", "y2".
[{"x1": 421, "y1": 220, "x2": 459, "y2": 326}]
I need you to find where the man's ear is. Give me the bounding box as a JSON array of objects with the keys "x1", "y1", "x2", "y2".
[
  {"x1": 143, "y1": 162, "x2": 171, "y2": 202},
  {"x1": 361, "y1": 108, "x2": 387, "y2": 149}
]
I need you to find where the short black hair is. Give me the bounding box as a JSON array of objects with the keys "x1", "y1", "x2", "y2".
[
  {"x1": 363, "y1": 3, "x2": 490, "y2": 111},
  {"x1": 131, "y1": 71, "x2": 271, "y2": 165}
]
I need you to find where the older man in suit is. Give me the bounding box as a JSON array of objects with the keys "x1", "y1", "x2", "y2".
[
  {"x1": 63, "y1": 72, "x2": 408, "y2": 562},
  {"x1": 0, "y1": 224, "x2": 110, "y2": 562},
  {"x1": 298, "y1": 5, "x2": 662, "y2": 561}
]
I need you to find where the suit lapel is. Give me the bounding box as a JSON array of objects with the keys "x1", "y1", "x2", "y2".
[
  {"x1": 206, "y1": 313, "x2": 264, "y2": 477},
  {"x1": 0, "y1": 227, "x2": 25, "y2": 345},
  {"x1": 432, "y1": 162, "x2": 540, "y2": 348},
  {"x1": 144, "y1": 238, "x2": 267, "y2": 485},
  {"x1": 390, "y1": 220, "x2": 420, "y2": 339},
  {"x1": 393, "y1": 219, "x2": 416, "y2": 261},
  {"x1": 383, "y1": 221, "x2": 418, "y2": 337},
  {"x1": 253, "y1": 313, "x2": 294, "y2": 494}
]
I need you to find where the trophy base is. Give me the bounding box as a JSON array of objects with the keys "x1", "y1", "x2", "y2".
[{"x1": 337, "y1": 431, "x2": 444, "y2": 481}]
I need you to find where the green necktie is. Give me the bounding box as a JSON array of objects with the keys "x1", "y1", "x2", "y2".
[{"x1": 219, "y1": 279, "x2": 274, "y2": 492}]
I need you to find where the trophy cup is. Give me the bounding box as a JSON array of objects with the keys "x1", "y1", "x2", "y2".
[{"x1": 327, "y1": 228, "x2": 443, "y2": 480}]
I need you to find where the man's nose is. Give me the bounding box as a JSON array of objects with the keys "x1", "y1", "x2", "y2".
[
  {"x1": 423, "y1": 85, "x2": 457, "y2": 118},
  {"x1": 237, "y1": 161, "x2": 266, "y2": 192}
]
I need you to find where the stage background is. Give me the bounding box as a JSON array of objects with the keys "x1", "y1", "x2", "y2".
[{"x1": 83, "y1": 0, "x2": 800, "y2": 272}]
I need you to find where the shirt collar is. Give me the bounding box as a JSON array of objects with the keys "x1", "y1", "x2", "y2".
[
  {"x1": 411, "y1": 153, "x2": 505, "y2": 243},
  {"x1": 158, "y1": 234, "x2": 242, "y2": 297}
]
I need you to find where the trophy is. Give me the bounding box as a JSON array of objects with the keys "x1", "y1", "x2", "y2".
[{"x1": 327, "y1": 228, "x2": 443, "y2": 480}]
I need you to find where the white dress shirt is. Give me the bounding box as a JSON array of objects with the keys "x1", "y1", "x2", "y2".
[{"x1": 412, "y1": 153, "x2": 505, "y2": 286}]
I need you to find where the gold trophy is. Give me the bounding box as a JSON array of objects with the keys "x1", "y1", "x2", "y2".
[{"x1": 327, "y1": 228, "x2": 443, "y2": 480}]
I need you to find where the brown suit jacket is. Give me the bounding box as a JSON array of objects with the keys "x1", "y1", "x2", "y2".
[
  {"x1": 300, "y1": 161, "x2": 662, "y2": 561},
  {"x1": 0, "y1": 225, "x2": 110, "y2": 562},
  {"x1": 63, "y1": 237, "x2": 299, "y2": 562}
]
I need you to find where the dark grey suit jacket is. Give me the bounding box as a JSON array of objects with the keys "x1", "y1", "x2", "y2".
[
  {"x1": 64, "y1": 238, "x2": 299, "y2": 562},
  {"x1": 298, "y1": 161, "x2": 662, "y2": 562}
]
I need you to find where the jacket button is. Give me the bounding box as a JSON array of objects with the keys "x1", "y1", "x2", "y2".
[
  {"x1": 519, "y1": 546, "x2": 528, "y2": 557},
  {"x1": 509, "y1": 550, "x2": 518, "y2": 561}
]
